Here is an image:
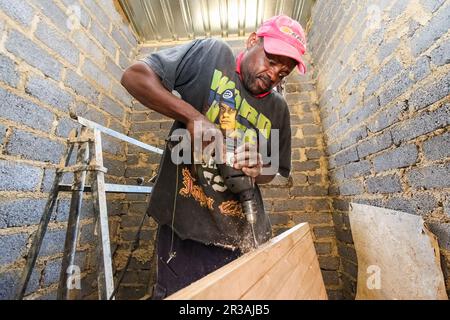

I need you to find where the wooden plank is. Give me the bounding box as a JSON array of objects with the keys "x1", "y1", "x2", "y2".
[
  {"x1": 167, "y1": 222, "x2": 309, "y2": 300},
  {"x1": 272, "y1": 236, "x2": 319, "y2": 299},
  {"x1": 310, "y1": 279, "x2": 328, "y2": 300},
  {"x1": 240, "y1": 231, "x2": 317, "y2": 299},
  {"x1": 166, "y1": 222, "x2": 327, "y2": 300},
  {"x1": 276, "y1": 232, "x2": 326, "y2": 300},
  {"x1": 293, "y1": 231, "x2": 328, "y2": 300},
  {"x1": 294, "y1": 256, "x2": 327, "y2": 300}
]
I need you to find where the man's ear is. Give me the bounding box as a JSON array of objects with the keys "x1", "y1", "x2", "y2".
[{"x1": 246, "y1": 32, "x2": 259, "y2": 49}]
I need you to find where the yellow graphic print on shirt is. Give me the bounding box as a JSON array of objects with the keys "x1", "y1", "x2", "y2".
[
  {"x1": 206, "y1": 69, "x2": 273, "y2": 142},
  {"x1": 198, "y1": 69, "x2": 273, "y2": 216}
]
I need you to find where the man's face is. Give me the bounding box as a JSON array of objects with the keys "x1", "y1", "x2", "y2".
[{"x1": 240, "y1": 34, "x2": 297, "y2": 95}]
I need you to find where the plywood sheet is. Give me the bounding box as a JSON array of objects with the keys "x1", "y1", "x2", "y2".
[
  {"x1": 166, "y1": 222, "x2": 327, "y2": 300},
  {"x1": 349, "y1": 203, "x2": 448, "y2": 300}
]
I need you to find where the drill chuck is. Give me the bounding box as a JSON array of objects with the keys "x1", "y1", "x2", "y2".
[
  {"x1": 240, "y1": 191, "x2": 257, "y2": 225},
  {"x1": 242, "y1": 200, "x2": 256, "y2": 224}
]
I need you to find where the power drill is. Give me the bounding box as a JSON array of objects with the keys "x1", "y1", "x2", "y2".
[{"x1": 217, "y1": 143, "x2": 259, "y2": 249}]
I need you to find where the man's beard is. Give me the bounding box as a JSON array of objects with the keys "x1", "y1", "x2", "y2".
[{"x1": 242, "y1": 71, "x2": 272, "y2": 95}]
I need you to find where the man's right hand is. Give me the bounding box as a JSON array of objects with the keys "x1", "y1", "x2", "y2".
[{"x1": 186, "y1": 114, "x2": 224, "y2": 165}]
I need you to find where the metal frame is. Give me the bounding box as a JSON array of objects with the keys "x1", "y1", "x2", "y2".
[
  {"x1": 16, "y1": 116, "x2": 162, "y2": 300},
  {"x1": 57, "y1": 127, "x2": 91, "y2": 300},
  {"x1": 58, "y1": 184, "x2": 153, "y2": 194},
  {"x1": 15, "y1": 132, "x2": 77, "y2": 300},
  {"x1": 77, "y1": 116, "x2": 163, "y2": 155},
  {"x1": 91, "y1": 128, "x2": 115, "y2": 299}
]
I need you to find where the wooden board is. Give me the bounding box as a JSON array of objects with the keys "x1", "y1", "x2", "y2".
[
  {"x1": 349, "y1": 203, "x2": 448, "y2": 300},
  {"x1": 166, "y1": 223, "x2": 327, "y2": 300}
]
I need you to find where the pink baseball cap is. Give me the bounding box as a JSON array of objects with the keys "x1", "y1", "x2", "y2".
[{"x1": 256, "y1": 15, "x2": 307, "y2": 74}]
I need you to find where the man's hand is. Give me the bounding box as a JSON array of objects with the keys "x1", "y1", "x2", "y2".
[
  {"x1": 233, "y1": 143, "x2": 263, "y2": 180},
  {"x1": 232, "y1": 142, "x2": 277, "y2": 184},
  {"x1": 186, "y1": 114, "x2": 224, "y2": 164}
]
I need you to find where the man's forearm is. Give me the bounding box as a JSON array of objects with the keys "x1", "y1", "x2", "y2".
[{"x1": 121, "y1": 61, "x2": 203, "y2": 125}]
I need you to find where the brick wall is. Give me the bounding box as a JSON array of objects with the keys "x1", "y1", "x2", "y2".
[
  {"x1": 0, "y1": 0, "x2": 142, "y2": 299},
  {"x1": 309, "y1": 0, "x2": 450, "y2": 299},
  {"x1": 132, "y1": 40, "x2": 341, "y2": 299}
]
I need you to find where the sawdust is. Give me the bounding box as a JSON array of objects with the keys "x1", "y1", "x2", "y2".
[
  {"x1": 211, "y1": 229, "x2": 259, "y2": 255},
  {"x1": 213, "y1": 242, "x2": 237, "y2": 251},
  {"x1": 237, "y1": 228, "x2": 259, "y2": 254}
]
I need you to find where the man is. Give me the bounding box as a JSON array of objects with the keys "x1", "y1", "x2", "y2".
[{"x1": 121, "y1": 15, "x2": 307, "y2": 299}]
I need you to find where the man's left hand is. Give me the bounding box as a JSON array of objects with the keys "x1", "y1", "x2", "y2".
[{"x1": 233, "y1": 143, "x2": 263, "y2": 180}]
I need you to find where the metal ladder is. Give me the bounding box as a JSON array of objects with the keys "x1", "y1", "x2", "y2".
[{"x1": 15, "y1": 116, "x2": 163, "y2": 300}]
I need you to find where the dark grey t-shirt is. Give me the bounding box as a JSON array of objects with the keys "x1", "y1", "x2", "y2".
[{"x1": 141, "y1": 38, "x2": 291, "y2": 252}]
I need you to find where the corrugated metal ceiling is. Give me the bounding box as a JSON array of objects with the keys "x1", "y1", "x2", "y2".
[{"x1": 118, "y1": 0, "x2": 315, "y2": 43}]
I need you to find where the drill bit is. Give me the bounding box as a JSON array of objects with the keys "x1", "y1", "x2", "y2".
[
  {"x1": 242, "y1": 199, "x2": 259, "y2": 249},
  {"x1": 250, "y1": 223, "x2": 258, "y2": 248}
]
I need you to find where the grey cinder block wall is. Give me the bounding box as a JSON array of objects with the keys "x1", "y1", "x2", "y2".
[
  {"x1": 1, "y1": 0, "x2": 449, "y2": 300},
  {"x1": 0, "y1": 0, "x2": 149, "y2": 299},
  {"x1": 309, "y1": 0, "x2": 450, "y2": 299}
]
